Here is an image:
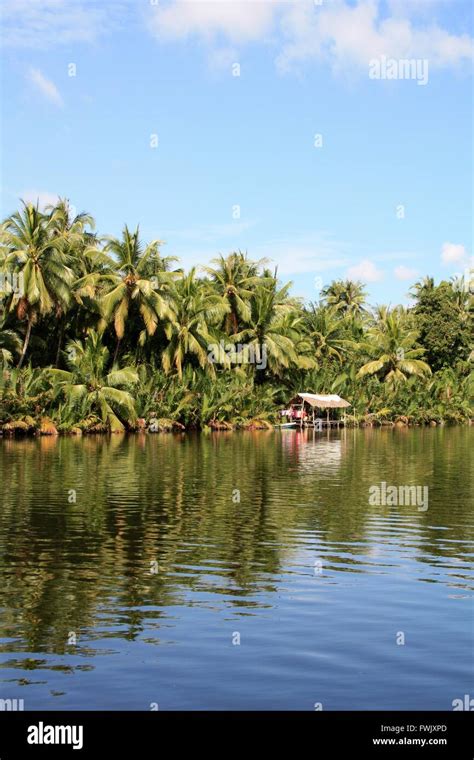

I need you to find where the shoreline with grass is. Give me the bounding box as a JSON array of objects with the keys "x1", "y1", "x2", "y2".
[{"x1": 1, "y1": 412, "x2": 472, "y2": 438}]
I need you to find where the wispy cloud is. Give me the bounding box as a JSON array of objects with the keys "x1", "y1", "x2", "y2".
[
  {"x1": 386, "y1": 0, "x2": 452, "y2": 18},
  {"x1": 276, "y1": 0, "x2": 473, "y2": 74},
  {"x1": 164, "y1": 232, "x2": 420, "y2": 280},
  {"x1": 3, "y1": 0, "x2": 127, "y2": 49},
  {"x1": 145, "y1": 0, "x2": 473, "y2": 76},
  {"x1": 163, "y1": 220, "x2": 257, "y2": 245},
  {"x1": 160, "y1": 229, "x2": 349, "y2": 277},
  {"x1": 394, "y1": 264, "x2": 419, "y2": 280},
  {"x1": 347, "y1": 258, "x2": 384, "y2": 282},
  {"x1": 7, "y1": 0, "x2": 472, "y2": 79},
  {"x1": 28, "y1": 68, "x2": 63, "y2": 106},
  {"x1": 147, "y1": 0, "x2": 278, "y2": 45},
  {"x1": 250, "y1": 234, "x2": 350, "y2": 275},
  {"x1": 19, "y1": 189, "x2": 60, "y2": 209},
  {"x1": 441, "y1": 241, "x2": 468, "y2": 265}
]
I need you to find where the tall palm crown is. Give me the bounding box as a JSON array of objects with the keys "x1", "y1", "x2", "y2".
[
  {"x1": 357, "y1": 307, "x2": 431, "y2": 387},
  {"x1": 321, "y1": 279, "x2": 367, "y2": 316},
  {"x1": 304, "y1": 304, "x2": 354, "y2": 363},
  {"x1": 202, "y1": 252, "x2": 268, "y2": 334},
  {"x1": 162, "y1": 268, "x2": 229, "y2": 379},
  {"x1": 47, "y1": 198, "x2": 95, "y2": 243},
  {"x1": 410, "y1": 276, "x2": 435, "y2": 300},
  {"x1": 1, "y1": 202, "x2": 74, "y2": 367},
  {"x1": 45, "y1": 199, "x2": 98, "y2": 363},
  {"x1": 231, "y1": 279, "x2": 304, "y2": 376},
  {"x1": 101, "y1": 225, "x2": 173, "y2": 345}
]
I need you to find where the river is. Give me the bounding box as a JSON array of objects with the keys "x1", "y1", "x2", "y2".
[{"x1": 0, "y1": 427, "x2": 472, "y2": 710}]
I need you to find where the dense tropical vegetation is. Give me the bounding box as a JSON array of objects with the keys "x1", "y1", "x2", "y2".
[{"x1": 0, "y1": 200, "x2": 472, "y2": 434}]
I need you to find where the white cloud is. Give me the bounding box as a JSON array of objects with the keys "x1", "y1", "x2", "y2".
[
  {"x1": 145, "y1": 0, "x2": 473, "y2": 76},
  {"x1": 167, "y1": 234, "x2": 416, "y2": 280},
  {"x1": 20, "y1": 190, "x2": 60, "y2": 209},
  {"x1": 3, "y1": 0, "x2": 126, "y2": 49},
  {"x1": 7, "y1": 0, "x2": 472, "y2": 79},
  {"x1": 28, "y1": 68, "x2": 63, "y2": 106},
  {"x1": 251, "y1": 234, "x2": 349, "y2": 275},
  {"x1": 164, "y1": 230, "x2": 349, "y2": 276},
  {"x1": 386, "y1": 0, "x2": 450, "y2": 17},
  {"x1": 347, "y1": 258, "x2": 384, "y2": 282},
  {"x1": 147, "y1": 0, "x2": 279, "y2": 45},
  {"x1": 394, "y1": 264, "x2": 418, "y2": 280},
  {"x1": 441, "y1": 242, "x2": 467, "y2": 265},
  {"x1": 277, "y1": 0, "x2": 473, "y2": 74}
]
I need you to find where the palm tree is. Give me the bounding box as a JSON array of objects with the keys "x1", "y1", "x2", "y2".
[
  {"x1": 162, "y1": 268, "x2": 229, "y2": 379},
  {"x1": 304, "y1": 304, "x2": 354, "y2": 362},
  {"x1": 202, "y1": 251, "x2": 268, "y2": 334},
  {"x1": 410, "y1": 275, "x2": 435, "y2": 300},
  {"x1": 321, "y1": 279, "x2": 367, "y2": 316},
  {"x1": 100, "y1": 225, "x2": 173, "y2": 361},
  {"x1": 45, "y1": 198, "x2": 97, "y2": 364},
  {"x1": 1, "y1": 202, "x2": 74, "y2": 367},
  {"x1": 0, "y1": 364, "x2": 50, "y2": 420},
  {"x1": 47, "y1": 330, "x2": 138, "y2": 432},
  {"x1": 231, "y1": 279, "x2": 304, "y2": 379},
  {"x1": 0, "y1": 320, "x2": 21, "y2": 367},
  {"x1": 276, "y1": 310, "x2": 316, "y2": 371},
  {"x1": 357, "y1": 307, "x2": 431, "y2": 388},
  {"x1": 47, "y1": 198, "x2": 95, "y2": 245},
  {"x1": 449, "y1": 274, "x2": 473, "y2": 324},
  {"x1": 68, "y1": 233, "x2": 117, "y2": 339}
]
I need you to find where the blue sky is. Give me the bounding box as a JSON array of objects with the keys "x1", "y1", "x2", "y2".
[{"x1": 1, "y1": 0, "x2": 472, "y2": 305}]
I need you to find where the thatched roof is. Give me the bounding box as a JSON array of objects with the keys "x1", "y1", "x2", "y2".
[{"x1": 297, "y1": 393, "x2": 351, "y2": 409}]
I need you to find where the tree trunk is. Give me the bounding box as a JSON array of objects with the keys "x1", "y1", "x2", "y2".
[
  {"x1": 55, "y1": 320, "x2": 65, "y2": 367},
  {"x1": 113, "y1": 337, "x2": 121, "y2": 365},
  {"x1": 17, "y1": 317, "x2": 32, "y2": 369}
]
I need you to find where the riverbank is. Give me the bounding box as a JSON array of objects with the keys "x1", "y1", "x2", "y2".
[{"x1": 1, "y1": 412, "x2": 471, "y2": 436}]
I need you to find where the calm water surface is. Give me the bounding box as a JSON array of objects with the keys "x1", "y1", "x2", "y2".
[{"x1": 0, "y1": 427, "x2": 472, "y2": 710}]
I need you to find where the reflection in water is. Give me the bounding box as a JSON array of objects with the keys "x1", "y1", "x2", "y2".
[
  {"x1": 290, "y1": 432, "x2": 344, "y2": 474},
  {"x1": 0, "y1": 427, "x2": 472, "y2": 710}
]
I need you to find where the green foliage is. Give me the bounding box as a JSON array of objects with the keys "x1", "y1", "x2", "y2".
[
  {"x1": 412, "y1": 280, "x2": 472, "y2": 371},
  {"x1": 1, "y1": 200, "x2": 472, "y2": 433}
]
